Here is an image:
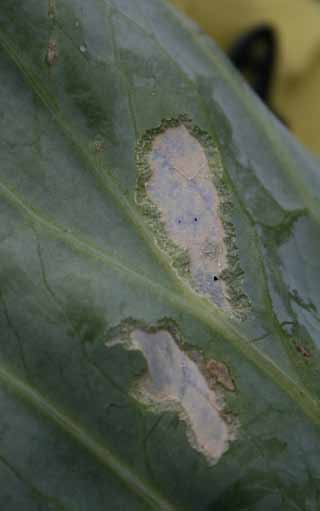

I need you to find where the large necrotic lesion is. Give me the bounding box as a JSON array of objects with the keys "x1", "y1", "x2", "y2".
[
  {"x1": 115, "y1": 327, "x2": 237, "y2": 464},
  {"x1": 146, "y1": 124, "x2": 229, "y2": 308}
]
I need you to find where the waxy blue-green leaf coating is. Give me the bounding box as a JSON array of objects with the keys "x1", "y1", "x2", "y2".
[{"x1": 0, "y1": 1, "x2": 320, "y2": 510}]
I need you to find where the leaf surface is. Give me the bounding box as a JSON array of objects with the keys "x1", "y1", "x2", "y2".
[{"x1": 0, "y1": 1, "x2": 320, "y2": 510}]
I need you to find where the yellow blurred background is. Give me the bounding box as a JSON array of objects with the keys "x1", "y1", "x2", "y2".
[{"x1": 171, "y1": 0, "x2": 320, "y2": 155}]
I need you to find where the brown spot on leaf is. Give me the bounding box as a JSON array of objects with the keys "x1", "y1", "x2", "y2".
[
  {"x1": 294, "y1": 342, "x2": 311, "y2": 359},
  {"x1": 46, "y1": 39, "x2": 58, "y2": 67},
  {"x1": 94, "y1": 141, "x2": 106, "y2": 153},
  {"x1": 206, "y1": 358, "x2": 235, "y2": 392}
]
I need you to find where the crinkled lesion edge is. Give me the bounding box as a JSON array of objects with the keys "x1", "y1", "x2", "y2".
[
  {"x1": 106, "y1": 316, "x2": 239, "y2": 465},
  {"x1": 135, "y1": 115, "x2": 250, "y2": 318}
]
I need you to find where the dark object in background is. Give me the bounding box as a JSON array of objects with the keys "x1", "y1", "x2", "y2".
[
  {"x1": 229, "y1": 25, "x2": 275, "y2": 102},
  {"x1": 228, "y1": 25, "x2": 287, "y2": 124}
]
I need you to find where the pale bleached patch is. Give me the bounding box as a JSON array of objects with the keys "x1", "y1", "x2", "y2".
[
  {"x1": 130, "y1": 329, "x2": 236, "y2": 464},
  {"x1": 147, "y1": 125, "x2": 228, "y2": 308}
]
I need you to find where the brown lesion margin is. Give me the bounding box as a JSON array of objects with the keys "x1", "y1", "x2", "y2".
[
  {"x1": 106, "y1": 314, "x2": 238, "y2": 398},
  {"x1": 135, "y1": 115, "x2": 250, "y2": 318},
  {"x1": 105, "y1": 317, "x2": 239, "y2": 455}
]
